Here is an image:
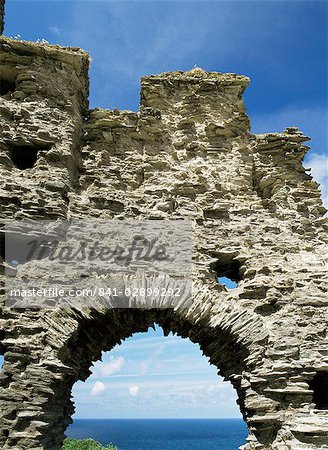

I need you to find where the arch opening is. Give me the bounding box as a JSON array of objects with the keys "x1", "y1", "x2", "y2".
[
  {"x1": 0, "y1": 308, "x2": 279, "y2": 449},
  {"x1": 68, "y1": 323, "x2": 247, "y2": 450}
]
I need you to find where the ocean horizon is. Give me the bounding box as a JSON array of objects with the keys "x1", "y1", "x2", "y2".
[{"x1": 66, "y1": 418, "x2": 248, "y2": 450}]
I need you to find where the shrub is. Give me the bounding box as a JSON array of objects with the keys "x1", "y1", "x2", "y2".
[{"x1": 61, "y1": 437, "x2": 118, "y2": 450}]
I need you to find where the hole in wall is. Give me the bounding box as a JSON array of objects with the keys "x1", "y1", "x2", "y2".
[
  {"x1": 309, "y1": 372, "x2": 328, "y2": 410},
  {"x1": 0, "y1": 355, "x2": 5, "y2": 385},
  {"x1": 217, "y1": 276, "x2": 238, "y2": 289},
  {"x1": 210, "y1": 253, "x2": 244, "y2": 288},
  {"x1": 2, "y1": 233, "x2": 29, "y2": 266},
  {"x1": 68, "y1": 325, "x2": 247, "y2": 450},
  {"x1": 0, "y1": 79, "x2": 16, "y2": 96},
  {"x1": 6, "y1": 142, "x2": 53, "y2": 170},
  {"x1": 9, "y1": 145, "x2": 39, "y2": 169},
  {"x1": 0, "y1": 68, "x2": 17, "y2": 96},
  {"x1": 0, "y1": 229, "x2": 57, "y2": 268}
]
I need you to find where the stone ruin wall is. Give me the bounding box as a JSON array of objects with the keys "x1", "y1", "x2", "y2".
[
  {"x1": 0, "y1": 0, "x2": 4, "y2": 36},
  {"x1": 0, "y1": 27, "x2": 327, "y2": 450}
]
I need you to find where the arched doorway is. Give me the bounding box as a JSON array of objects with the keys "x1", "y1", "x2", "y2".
[
  {"x1": 58, "y1": 307, "x2": 259, "y2": 449},
  {"x1": 0, "y1": 303, "x2": 280, "y2": 450},
  {"x1": 67, "y1": 324, "x2": 248, "y2": 449}
]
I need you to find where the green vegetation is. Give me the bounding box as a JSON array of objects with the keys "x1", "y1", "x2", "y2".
[{"x1": 61, "y1": 438, "x2": 118, "y2": 450}]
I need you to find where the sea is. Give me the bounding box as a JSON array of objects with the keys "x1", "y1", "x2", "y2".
[{"x1": 66, "y1": 419, "x2": 248, "y2": 450}]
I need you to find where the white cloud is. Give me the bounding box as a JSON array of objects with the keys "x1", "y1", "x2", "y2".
[
  {"x1": 207, "y1": 384, "x2": 217, "y2": 394},
  {"x1": 91, "y1": 381, "x2": 105, "y2": 397},
  {"x1": 251, "y1": 105, "x2": 327, "y2": 208},
  {"x1": 62, "y1": 0, "x2": 248, "y2": 110},
  {"x1": 250, "y1": 105, "x2": 327, "y2": 150},
  {"x1": 121, "y1": 335, "x2": 180, "y2": 350},
  {"x1": 140, "y1": 343, "x2": 165, "y2": 376},
  {"x1": 304, "y1": 153, "x2": 328, "y2": 184},
  {"x1": 304, "y1": 152, "x2": 328, "y2": 207},
  {"x1": 129, "y1": 385, "x2": 140, "y2": 397},
  {"x1": 49, "y1": 26, "x2": 60, "y2": 36},
  {"x1": 100, "y1": 356, "x2": 125, "y2": 377}
]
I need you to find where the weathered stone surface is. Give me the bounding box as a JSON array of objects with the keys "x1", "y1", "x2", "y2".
[
  {"x1": 0, "y1": 36, "x2": 327, "y2": 450},
  {"x1": 0, "y1": 0, "x2": 4, "y2": 36}
]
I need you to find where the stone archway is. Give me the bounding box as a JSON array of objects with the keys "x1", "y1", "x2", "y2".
[
  {"x1": 0, "y1": 33, "x2": 327, "y2": 450},
  {"x1": 0, "y1": 292, "x2": 323, "y2": 450},
  {"x1": 0, "y1": 305, "x2": 267, "y2": 450},
  {"x1": 66, "y1": 308, "x2": 252, "y2": 412}
]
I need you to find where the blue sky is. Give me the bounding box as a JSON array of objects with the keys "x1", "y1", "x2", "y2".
[
  {"x1": 5, "y1": 0, "x2": 328, "y2": 204},
  {"x1": 2, "y1": 0, "x2": 327, "y2": 419},
  {"x1": 71, "y1": 325, "x2": 240, "y2": 419}
]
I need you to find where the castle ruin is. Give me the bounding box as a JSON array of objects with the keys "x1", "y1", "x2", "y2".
[{"x1": 0, "y1": 4, "x2": 327, "y2": 449}]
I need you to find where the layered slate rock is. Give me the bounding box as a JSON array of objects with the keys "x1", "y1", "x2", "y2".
[
  {"x1": 0, "y1": 36, "x2": 327, "y2": 450},
  {"x1": 0, "y1": 0, "x2": 4, "y2": 35}
]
